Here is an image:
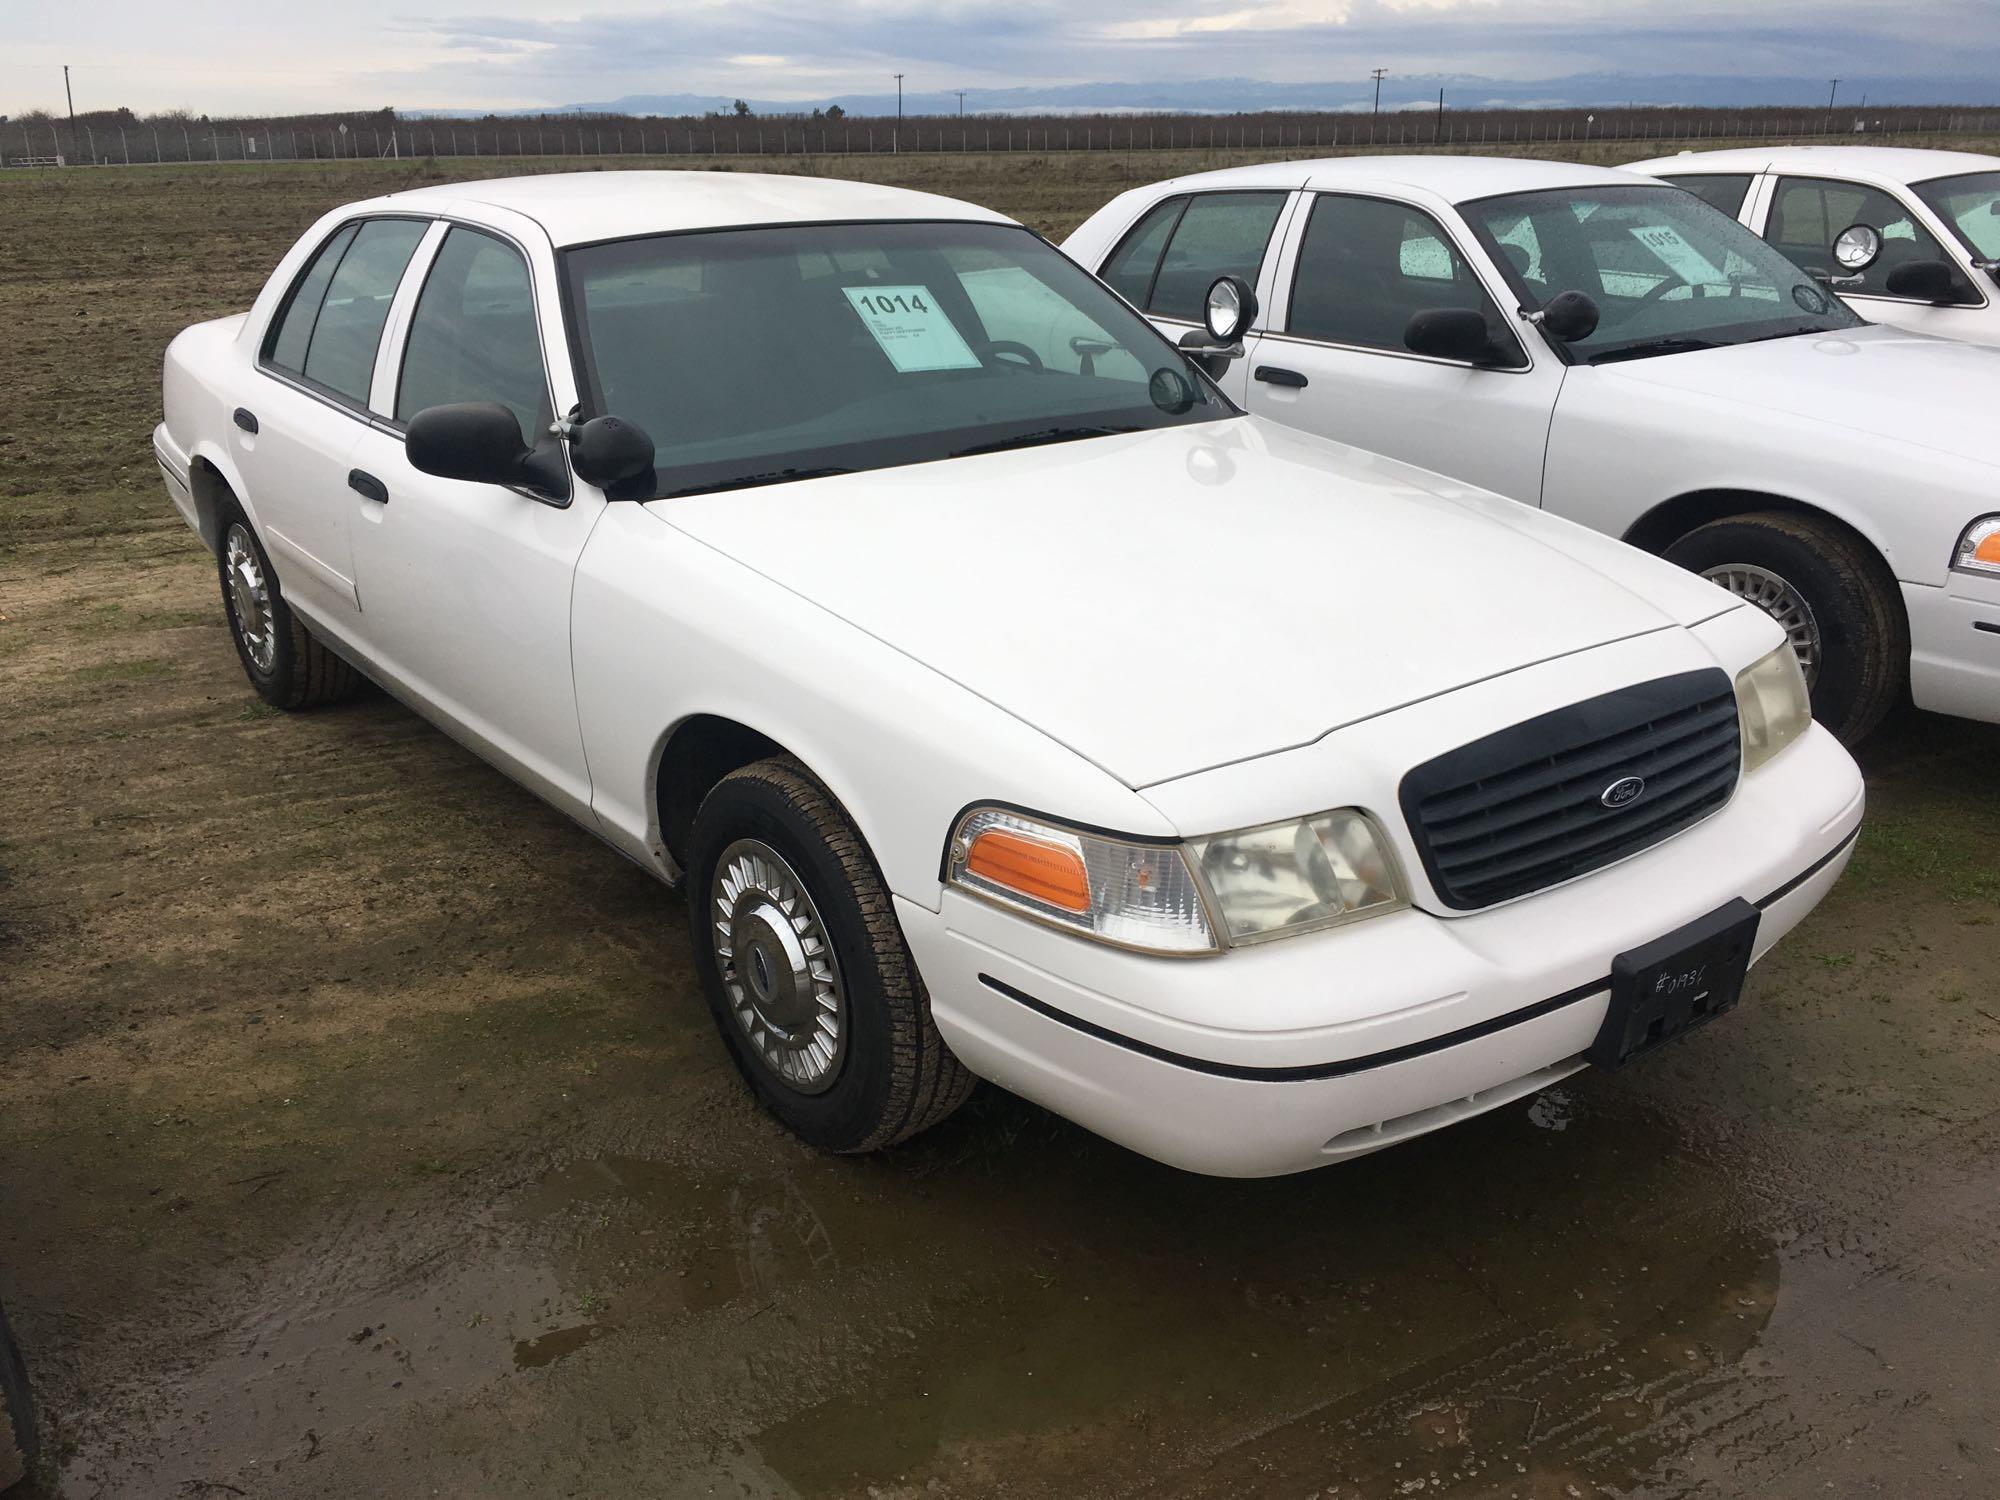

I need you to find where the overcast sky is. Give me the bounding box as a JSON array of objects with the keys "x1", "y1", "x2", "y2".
[{"x1": 7, "y1": 0, "x2": 1997, "y2": 116}]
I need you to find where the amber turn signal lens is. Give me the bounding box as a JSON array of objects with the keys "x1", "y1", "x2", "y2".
[
  {"x1": 965, "y1": 828, "x2": 1091, "y2": 913},
  {"x1": 1976, "y1": 531, "x2": 2000, "y2": 567}
]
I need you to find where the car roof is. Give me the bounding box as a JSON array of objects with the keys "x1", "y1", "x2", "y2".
[
  {"x1": 1625, "y1": 145, "x2": 2000, "y2": 188},
  {"x1": 1135, "y1": 154, "x2": 1645, "y2": 204},
  {"x1": 368, "y1": 170, "x2": 1014, "y2": 247}
]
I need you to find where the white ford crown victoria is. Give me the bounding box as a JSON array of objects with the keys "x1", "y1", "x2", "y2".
[
  {"x1": 1626, "y1": 146, "x2": 2000, "y2": 347},
  {"x1": 155, "y1": 172, "x2": 1862, "y2": 1177},
  {"x1": 1065, "y1": 156, "x2": 2000, "y2": 744}
]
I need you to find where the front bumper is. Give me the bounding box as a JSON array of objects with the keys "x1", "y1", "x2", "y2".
[
  {"x1": 1905, "y1": 575, "x2": 2000, "y2": 726},
  {"x1": 901, "y1": 724, "x2": 1864, "y2": 1178}
]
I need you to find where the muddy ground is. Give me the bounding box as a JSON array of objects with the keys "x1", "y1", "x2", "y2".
[{"x1": 2, "y1": 152, "x2": 1998, "y2": 1500}]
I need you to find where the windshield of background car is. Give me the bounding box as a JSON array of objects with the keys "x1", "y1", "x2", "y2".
[
  {"x1": 1912, "y1": 172, "x2": 2000, "y2": 260},
  {"x1": 562, "y1": 220, "x2": 1234, "y2": 498},
  {"x1": 1462, "y1": 184, "x2": 1861, "y2": 364}
]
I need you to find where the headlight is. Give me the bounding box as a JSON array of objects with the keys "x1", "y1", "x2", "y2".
[
  {"x1": 1952, "y1": 515, "x2": 2000, "y2": 576},
  {"x1": 946, "y1": 808, "x2": 1218, "y2": 955},
  {"x1": 1735, "y1": 643, "x2": 1812, "y2": 772},
  {"x1": 1189, "y1": 810, "x2": 1406, "y2": 945}
]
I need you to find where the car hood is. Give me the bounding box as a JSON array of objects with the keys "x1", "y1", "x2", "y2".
[
  {"x1": 649, "y1": 420, "x2": 1726, "y2": 788},
  {"x1": 1589, "y1": 323, "x2": 2000, "y2": 468}
]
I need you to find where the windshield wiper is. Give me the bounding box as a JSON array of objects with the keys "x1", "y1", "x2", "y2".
[
  {"x1": 948, "y1": 424, "x2": 1136, "y2": 459},
  {"x1": 671, "y1": 465, "x2": 856, "y2": 497},
  {"x1": 1587, "y1": 336, "x2": 1723, "y2": 365}
]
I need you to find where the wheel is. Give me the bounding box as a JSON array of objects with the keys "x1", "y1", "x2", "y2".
[
  {"x1": 685, "y1": 757, "x2": 974, "y2": 1153},
  {"x1": 1664, "y1": 511, "x2": 1907, "y2": 745},
  {"x1": 0, "y1": 1299, "x2": 37, "y2": 1491},
  {"x1": 216, "y1": 501, "x2": 359, "y2": 710}
]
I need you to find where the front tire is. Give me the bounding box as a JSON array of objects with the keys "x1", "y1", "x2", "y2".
[
  {"x1": 685, "y1": 757, "x2": 974, "y2": 1153},
  {"x1": 1665, "y1": 511, "x2": 1906, "y2": 745},
  {"x1": 216, "y1": 501, "x2": 359, "y2": 710}
]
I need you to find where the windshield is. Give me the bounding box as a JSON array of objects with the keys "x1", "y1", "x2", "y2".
[
  {"x1": 1461, "y1": 184, "x2": 1861, "y2": 364},
  {"x1": 562, "y1": 220, "x2": 1233, "y2": 498},
  {"x1": 1912, "y1": 171, "x2": 2000, "y2": 261}
]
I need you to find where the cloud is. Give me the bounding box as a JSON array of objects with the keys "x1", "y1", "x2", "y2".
[{"x1": 4, "y1": 0, "x2": 1997, "y2": 115}]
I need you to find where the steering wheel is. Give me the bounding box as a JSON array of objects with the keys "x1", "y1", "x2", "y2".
[{"x1": 981, "y1": 340, "x2": 1045, "y2": 373}]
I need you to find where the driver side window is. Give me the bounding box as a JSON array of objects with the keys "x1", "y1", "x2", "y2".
[
  {"x1": 396, "y1": 227, "x2": 551, "y2": 444},
  {"x1": 1766, "y1": 177, "x2": 1952, "y2": 300},
  {"x1": 1288, "y1": 195, "x2": 1524, "y2": 366}
]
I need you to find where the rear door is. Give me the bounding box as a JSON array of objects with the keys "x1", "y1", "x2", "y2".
[
  {"x1": 1242, "y1": 191, "x2": 1564, "y2": 504},
  {"x1": 239, "y1": 216, "x2": 430, "y2": 628},
  {"x1": 1095, "y1": 189, "x2": 1295, "y2": 403}
]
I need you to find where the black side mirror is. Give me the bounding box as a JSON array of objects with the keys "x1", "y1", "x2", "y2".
[
  {"x1": 1537, "y1": 289, "x2": 1602, "y2": 342},
  {"x1": 407, "y1": 401, "x2": 539, "y2": 484},
  {"x1": 1885, "y1": 258, "x2": 1973, "y2": 305},
  {"x1": 1404, "y1": 308, "x2": 1498, "y2": 364},
  {"x1": 569, "y1": 415, "x2": 656, "y2": 489}
]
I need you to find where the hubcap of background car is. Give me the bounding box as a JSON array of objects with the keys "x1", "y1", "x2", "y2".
[
  {"x1": 710, "y1": 839, "x2": 846, "y2": 1094},
  {"x1": 1702, "y1": 563, "x2": 1820, "y2": 688},
  {"x1": 225, "y1": 524, "x2": 278, "y2": 674}
]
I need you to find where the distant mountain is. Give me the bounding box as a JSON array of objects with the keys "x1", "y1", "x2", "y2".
[{"x1": 413, "y1": 72, "x2": 2000, "y2": 120}]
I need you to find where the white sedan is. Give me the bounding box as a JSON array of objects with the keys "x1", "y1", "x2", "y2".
[
  {"x1": 155, "y1": 171, "x2": 1861, "y2": 1177},
  {"x1": 1064, "y1": 156, "x2": 2000, "y2": 743},
  {"x1": 1626, "y1": 146, "x2": 2000, "y2": 346}
]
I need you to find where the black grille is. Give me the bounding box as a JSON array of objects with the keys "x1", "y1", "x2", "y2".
[{"x1": 1400, "y1": 670, "x2": 1740, "y2": 911}]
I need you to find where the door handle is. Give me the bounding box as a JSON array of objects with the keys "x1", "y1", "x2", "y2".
[
  {"x1": 348, "y1": 469, "x2": 388, "y2": 505},
  {"x1": 232, "y1": 407, "x2": 259, "y2": 434},
  {"x1": 1254, "y1": 365, "x2": 1309, "y2": 389}
]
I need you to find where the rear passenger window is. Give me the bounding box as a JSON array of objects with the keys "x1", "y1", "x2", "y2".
[
  {"x1": 1662, "y1": 174, "x2": 1753, "y2": 219},
  {"x1": 1099, "y1": 198, "x2": 1184, "y2": 308},
  {"x1": 1766, "y1": 177, "x2": 1951, "y2": 299},
  {"x1": 1146, "y1": 192, "x2": 1287, "y2": 322},
  {"x1": 1288, "y1": 195, "x2": 1522, "y2": 366},
  {"x1": 289, "y1": 219, "x2": 427, "y2": 405},
  {"x1": 397, "y1": 228, "x2": 548, "y2": 443},
  {"x1": 265, "y1": 224, "x2": 357, "y2": 375}
]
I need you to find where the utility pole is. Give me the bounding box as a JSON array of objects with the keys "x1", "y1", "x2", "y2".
[
  {"x1": 1436, "y1": 87, "x2": 1445, "y2": 143},
  {"x1": 63, "y1": 64, "x2": 75, "y2": 123},
  {"x1": 956, "y1": 89, "x2": 965, "y2": 119},
  {"x1": 1371, "y1": 67, "x2": 1388, "y2": 115},
  {"x1": 895, "y1": 72, "x2": 904, "y2": 154},
  {"x1": 1826, "y1": 78, "x2": 1839, "y2": 133}
]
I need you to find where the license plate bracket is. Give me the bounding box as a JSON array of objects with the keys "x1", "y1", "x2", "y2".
[{"x1": 1588, "y1": 898, "x2": 1760, "y2": 1071}]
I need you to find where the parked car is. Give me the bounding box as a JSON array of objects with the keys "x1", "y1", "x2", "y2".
[
  {"x1": 155, "y1": 172, "x2": 1863, "y2": 1177},
  {"x1": 0, "y1": 1299, "x2": 35, "y2": 1492},
  {"x1": 1626, "y1": 146, "x2": 2000, "y2": 345},
  {"x1": 1063, "y1": 157, "x2": 2000, "y2": 743}
]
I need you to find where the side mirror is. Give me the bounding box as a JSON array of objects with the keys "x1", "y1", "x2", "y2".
[
  {"x1": 1885, "y1": 258, "x2": 1974, "y2": 305},
  {"x1": 1538, "y1": 289, "x2": 1602, "y2": 342},
  {"x1": 1832, "y1": 222, "x2": 1882, "y2": 273},
  {"x1": 1404, "y1": 308, "x2": 1497, "y2": 364},
  {"x1": 406, "y1": 402, "x2": 534, "y2": 486},
  {"x1": 569, "y1": 415, "x2": 656, "y2": 489}
]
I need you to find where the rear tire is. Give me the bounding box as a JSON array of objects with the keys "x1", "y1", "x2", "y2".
[
  {"x1": 1664, "y1": 511, "x2": 1906, "y2": 745},
  {"x1": 216, "y1": 500, "x2": 359, "y2": 710},
  {"x1": 686, "y1": 757, "x2": 974, "y2": 1153},
  {"x1": 0, "y1": 1299, "x2": 37, "y2": 1492}
]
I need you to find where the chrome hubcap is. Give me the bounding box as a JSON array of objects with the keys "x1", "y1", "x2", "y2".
[
  {"x1": 710, "y1": 839, "x2": 845, "y2": 1094},
  {"x1": 1702, "y1": 563, "x2": 1821, "y2": 688},
  {"x1": 225, "y1": 524, "x2": 278, "y2": 674}
]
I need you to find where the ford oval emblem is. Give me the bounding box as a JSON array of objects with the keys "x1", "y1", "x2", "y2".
[{"x1": 1601, "y1": 775, "x2": 1646, "y2": 810}]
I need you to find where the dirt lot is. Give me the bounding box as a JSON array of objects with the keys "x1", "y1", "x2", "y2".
[{"x1": 2, "y1": 149, "x2": 1999, "y2": 1500}]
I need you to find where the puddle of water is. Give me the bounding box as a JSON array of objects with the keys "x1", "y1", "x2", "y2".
[{"x1": 514, "y1": 1321, "x2": 608, "y2": 1370}]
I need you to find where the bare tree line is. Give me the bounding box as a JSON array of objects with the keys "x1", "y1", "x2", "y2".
[{"x1": 7, "y1": 102, "x2": 2000, "y2": 168}]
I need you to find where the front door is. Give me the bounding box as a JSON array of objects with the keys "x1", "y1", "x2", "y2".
[
  {"x1": 1243, "y1": 192, "x2": 1565, "y2": 505},
  {"x1": 345, "y1": 224, "x2": 602, "y2": 821}
]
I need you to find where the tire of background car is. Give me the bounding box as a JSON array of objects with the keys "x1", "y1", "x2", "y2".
[
  {"x1": 685, "y1": 756, "x2": 975, "y2": 1153},
  {"x1": 0, "y1": 1298, "x2": 38, "y2": 1492},
  {"x1": 1665, "y1": 510, "x2": 1908, "y2": 745},
  {"x1": 215, "y1": 499, "x2": 359, "y2": 710}
]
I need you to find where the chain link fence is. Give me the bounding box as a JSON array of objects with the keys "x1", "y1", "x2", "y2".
[{"x1": 8, "y1": 106, "x2": 2000, "y2": 168}]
